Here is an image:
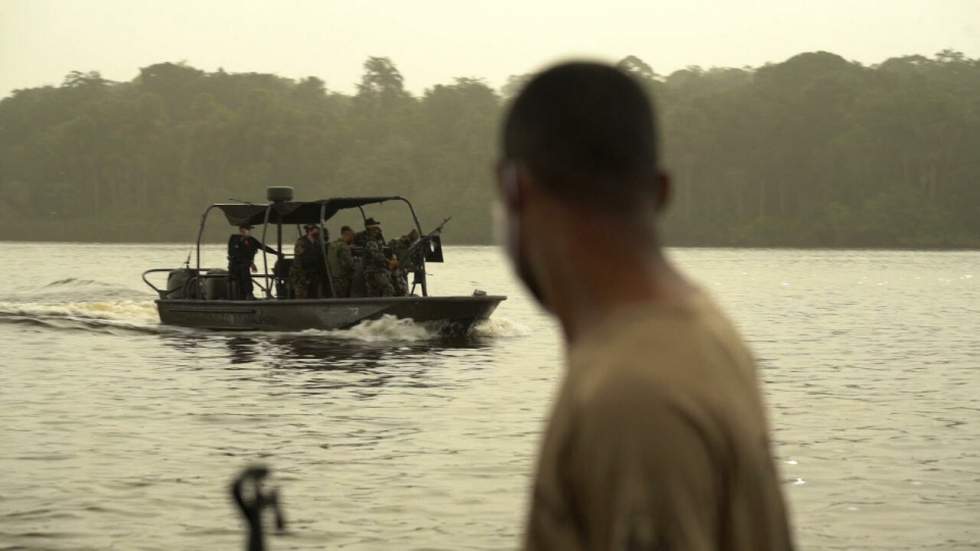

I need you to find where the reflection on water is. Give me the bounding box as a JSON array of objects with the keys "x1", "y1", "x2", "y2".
[
  {"x1": 0, "y1": 244, "x2": 978, "y2": 550},
  {"x1": 189, "y1": 331, "x2": 497, "y2": 385}
]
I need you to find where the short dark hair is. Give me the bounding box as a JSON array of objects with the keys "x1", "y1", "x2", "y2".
[
  {"x1": 341, "y1": 225, "x2": 353, "y2": 233},
  {"x1": 502, "y1": 62, "x2": 660, "y2": 210}
]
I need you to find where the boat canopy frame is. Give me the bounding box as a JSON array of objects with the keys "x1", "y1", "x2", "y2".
[{"x1": 195, "y1": 196, "x2": 430, "y2": 298}]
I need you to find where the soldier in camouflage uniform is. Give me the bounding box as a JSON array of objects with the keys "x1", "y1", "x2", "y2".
[
  {"x1": 289, "y1": 225, "x2": 315, "y2": 298},
  {"x1": 360, "y1": 218, "x2": 395, "y2": 297},
  {"x1": 327, "y1": 225, "x2": 355, "y2": 298},
  {"x1": 388, "y1": 228, "x2": 420, "y2": 296}
]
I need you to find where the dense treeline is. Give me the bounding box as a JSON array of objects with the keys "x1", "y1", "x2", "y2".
[{"x1": 1, "y1": 50, "x2": 978, "y2": 247}]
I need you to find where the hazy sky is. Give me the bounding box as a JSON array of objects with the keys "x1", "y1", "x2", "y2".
[{"x1": 2, "y1": 0, "x2": 979, "y2": 98}]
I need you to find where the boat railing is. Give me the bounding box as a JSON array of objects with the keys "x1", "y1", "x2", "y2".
[
  {"x1": 142, "y1": 268, "x2": 275, "y2": 300},
  {"x1": 141, "y1": 268, "x2": 176, "y2": 298}
]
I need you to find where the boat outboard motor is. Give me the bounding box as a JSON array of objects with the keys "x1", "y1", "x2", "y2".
[
  {"x1": 166, "y1": 268, "x2": 198, "y2": 299},
  {"x1": 204, "y1": 269, "x2": 229, "y2": 300}
]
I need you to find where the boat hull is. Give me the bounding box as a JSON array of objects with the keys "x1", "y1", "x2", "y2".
[{"x1": 156, "y1": 295, "x2": 505, "y2": 334}]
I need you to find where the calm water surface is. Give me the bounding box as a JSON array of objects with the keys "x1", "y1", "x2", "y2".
[{"x1": 1, "y1": 243, "x2": 977, "y2": 550}]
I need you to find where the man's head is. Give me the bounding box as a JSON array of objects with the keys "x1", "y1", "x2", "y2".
[
  {"x1": 500, "y1": 61, "x2": 666, "y2": 213},
  {"x1": 497, "y1": 61, "x2": 670, "y2": 309},
  {"x1": 239, "y1": 225, "x2": 252, "y2": 236},
  {"x1": 364, "y1": 218, "x2": 382, "y2": 236},
  {"x1": 341, "y1": 225, "x2": 354, "y2": 244}
]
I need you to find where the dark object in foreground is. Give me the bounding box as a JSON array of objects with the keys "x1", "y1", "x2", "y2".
[
  {"x1": 142, "y1": 188, "x2": 505, "y2": 334},
  {"x1": 231, "y1": 465, "x2": 285, "y2": 551}
]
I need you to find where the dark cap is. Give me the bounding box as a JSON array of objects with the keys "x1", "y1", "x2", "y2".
[
  {"x1": 341, "y1": 225, "x2": 353, "y2": 233},
  {"x1": 364, "y1": 218, "x2": 381, "y2": 227}
]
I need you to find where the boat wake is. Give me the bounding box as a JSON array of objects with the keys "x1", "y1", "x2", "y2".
[
  {"x1": 13, "y1": 277, "x2": 149, "y2": 303},
  {"x1": 0, "y1": 300, "x2": 179, "y2": 335},
  {"x1": 300, "y1": 315, "x2": 435, "y2": 342},
  {"x1": 470, "y1": 317, "x2": 530, "y2": 338},
  {"x1": 281, "y1": 315, "x2": 527, "y2": 342},
  {"x1": 0, "y1": 277, "x2": 166, "y2": 335}
]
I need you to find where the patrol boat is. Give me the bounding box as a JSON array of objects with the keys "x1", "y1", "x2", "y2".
[{"x1": 142, "y1": 187, "x2": 505, "y2": 334}]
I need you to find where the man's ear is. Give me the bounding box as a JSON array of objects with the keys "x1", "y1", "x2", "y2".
[{"x1": 655, "y1": 171, "x2": 672, "y2": 212}]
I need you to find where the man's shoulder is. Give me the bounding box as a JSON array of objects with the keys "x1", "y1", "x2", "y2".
[
  {"x1": 569, "y1": 294, "x2": 760, "y2": 422},
  {"x1": 576, "y1": 292, "x2": 749, "y2": 367}
]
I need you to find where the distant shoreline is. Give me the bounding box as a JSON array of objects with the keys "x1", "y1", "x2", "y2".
[{"x1": 4, "y1": 51, "x2": 979, "y2": 258}]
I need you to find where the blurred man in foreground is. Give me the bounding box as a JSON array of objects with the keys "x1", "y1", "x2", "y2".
[{"x1": 498, "y1": 62, "x2": 794, "y2": 550}]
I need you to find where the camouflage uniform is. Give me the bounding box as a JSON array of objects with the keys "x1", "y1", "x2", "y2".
[
  {"x1": 353, "y1": 229, "x2": 375, "y2": 248},
  {"x1": 390, "y1": 267, "x2": 409, "y2": 297},
  {"x1": 387, "y1": 230, "x2": 419, "y2": 296},
  {"x1": 349, "y1": 258, "x2": 367, "y2": 298},
  {"x1": 289, "y1": 236, "x2": 311, "y2": 298},
  {"x1": 326, "y1": 238, "x2": 354, "y2": 298},
  {"x1": 363, "y1": 238, "x2": 394, "y2": 297}
]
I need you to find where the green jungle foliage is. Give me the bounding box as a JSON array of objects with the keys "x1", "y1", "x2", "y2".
[{"x1": 1, "y1": 51, "x2": 978, "y2": 247}]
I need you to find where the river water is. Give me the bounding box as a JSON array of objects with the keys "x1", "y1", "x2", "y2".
[{"x1": 0, "y1": 243, "x2": 977, "y2": 550}]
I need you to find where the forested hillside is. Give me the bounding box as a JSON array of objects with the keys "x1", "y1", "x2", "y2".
[{"x1": 1, "y1": 51, "x2": 977, "y2": 247}]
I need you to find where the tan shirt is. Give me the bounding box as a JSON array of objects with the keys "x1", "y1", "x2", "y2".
[{"x1": 524, "y1": 291, "x2": 794, "y2": 551}]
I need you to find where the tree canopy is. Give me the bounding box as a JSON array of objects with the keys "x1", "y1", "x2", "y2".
[{"x1": 1, "y1": 51, "x2": 978, "y2": 247}]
